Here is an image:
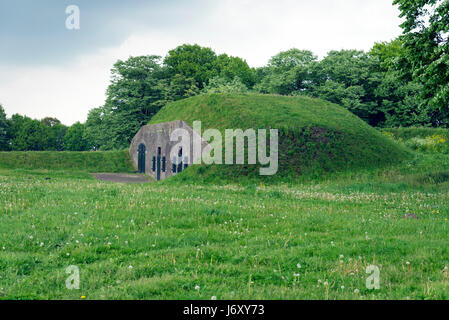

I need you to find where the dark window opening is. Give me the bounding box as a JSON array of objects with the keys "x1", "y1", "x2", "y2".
[{"x1": 137, "y1": 144, "x2": 146, "y2": 173}]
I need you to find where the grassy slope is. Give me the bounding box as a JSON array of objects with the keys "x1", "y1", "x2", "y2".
[
  {"x1": 0, "y1": 151, "x2": 135, "y2": 173},
  {"x1": 0, "y1": 153, "x2": 448, "y2": 299},
  {"x1": 150, "y1": 94, "x2": 410, "y2": 181}
]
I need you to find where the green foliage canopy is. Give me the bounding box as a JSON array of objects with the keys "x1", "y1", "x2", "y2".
[
  {"x1": 393, "y1": 0, "x2": 449, "y2": 126},
  {"x1": 0, "y1": 104, "x2": 9, "y2": 151},
  {"x1": 85, "y1": 55, "x2": 167, "y2": 150},
  {"x1": 63, "y1": 122, "x2": 89, "y2": 151},
  {"x1": 164, "y1": 44, "x2": 218, "y2": 89}
]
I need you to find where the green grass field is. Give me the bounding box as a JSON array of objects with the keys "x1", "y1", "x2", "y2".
[{"x1": 1, "y1": 149, "x2": 449, "y2": 299}]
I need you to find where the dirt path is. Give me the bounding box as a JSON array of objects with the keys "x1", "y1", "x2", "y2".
[{"x1": 91, "y1": 173, "x2": 152, "y2": 183}]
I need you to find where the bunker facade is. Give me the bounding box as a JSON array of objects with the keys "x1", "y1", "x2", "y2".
[{"x1": 129, "y1": 120, "x2": 206, "y2": 181}]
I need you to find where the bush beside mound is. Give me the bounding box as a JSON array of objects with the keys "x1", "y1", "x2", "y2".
[{"x1": 382, "y1": 127, "x2": 449, "y2": 154}]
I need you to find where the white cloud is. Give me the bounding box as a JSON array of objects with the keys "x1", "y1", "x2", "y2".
[
  {"x1": 0, "y1": 32, "x2": 185, "y2": 125},
  {"x1": 0, "y1": 0, "x2": 403, "y2": 125}
]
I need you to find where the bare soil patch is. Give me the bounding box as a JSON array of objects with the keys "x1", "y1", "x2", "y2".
[{"x1": 91, "y1": 173, "x2": 151, "y2": 183}]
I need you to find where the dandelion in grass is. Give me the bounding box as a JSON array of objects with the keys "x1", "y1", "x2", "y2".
[{"x1": 195, "y1": 285, "x2": 200, "y2": 291}]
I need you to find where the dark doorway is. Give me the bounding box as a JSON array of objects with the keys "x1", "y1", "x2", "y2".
[
  {"x1": 156, "y1": 147, "x2": 161, "y2": 181},
  {"x1": 177, "y1": 147, "x2": 183, "y2": 173},
  {"x1": 137, "y1": 144, "x2": 146, "y2": 173}
]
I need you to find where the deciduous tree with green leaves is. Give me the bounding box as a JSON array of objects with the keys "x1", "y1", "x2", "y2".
[
  {"x1": 162, "y1": 74, "x2": 200, "y2": 102},
  {"x1": 8, "y1": 114, "x2": 50, "y2": 151},
  {"x1": 164, "y1": 44, "x2": 218, "y2": 89},
  {"x1": 214, "y1": 54, "x2": 255, "y2": 88},
  {"x1": 0, "y1": 104, "x2": 9, "y2": 151},
  {"x1": 255, "y1": 49, "x2": 317, "y2": 95},
  {"x1": 393, "y1": 0, "x2": 449, "y2": 126},
  {"x1": 202, "y1": 76, "x2": 248, "y2": 94},
  {"x1": 40, "y1": 117, "x2": 67, "y2": 151},
  {"x1": 84, "y1": 107, "x2": 106, "y2": 151},
  {"x1": 63, "y1": 122, "x2": 89, "y2": 151},
  {"x1": 310, "y1": 50, "x2": 382, "y2": 125},
  {"x1": 86, "y1": 55, "x2": 167, "y2": 150},
  {"x1": 369, "y1": 39, "x2": 427, "y2": 127}
]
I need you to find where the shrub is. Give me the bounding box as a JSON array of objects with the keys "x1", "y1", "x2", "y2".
[{"x1": 382, "y1": 128, "x2": 449, "y2": 154}]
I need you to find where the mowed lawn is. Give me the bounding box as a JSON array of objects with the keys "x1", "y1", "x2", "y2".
[{"x1": 0, "y1": 153, "x2": 449, "y2": 299}]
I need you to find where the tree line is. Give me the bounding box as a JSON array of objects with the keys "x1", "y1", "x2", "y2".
[
  {"x1": 1, "y1": 0, "x2": 447, "y2": 151},
  {"x1": 0, "y1": 112, "x2": 89, "y2": 151}
]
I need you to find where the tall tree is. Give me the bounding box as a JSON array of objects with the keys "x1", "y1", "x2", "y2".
[
  {"x1": 8, "y1": 114, "x2": 50, "y2": 151},
  {"x1": 214, "y1": 54, "x2": 255, "y2": 88},
  {"x1": 64, "y1": 122, "x2": 89, "y2": 151},
  {"x1": 162, "y1": 74, "x2": 200, "y2": 102},
  {"x1": 164, "y1": 44, "x2": 218, "y2": 88},
  {"x1": 310, "y1": 50, "x2": 382, "y2": 125},
  {"x1": 84, "y1": 107, "x2": 107, "y2": 151},
  {"x1": 393, "y1": 0, "x2": 449, "y2": 126},
  {"x1": 268, "y1": 49, "x2": 317, "y2": 71},
  {"x1": 91, "y1": 55, "x2": 167, "y2": 150},
  {"x1": 40, "y1": 117, "x2": 67, "y2": 151},
  {"x1": 0, "y1": 104, "x2": 9, "y2": 151},
  {"x1": 202, "y1": 76, "x2": 248, "y2": 94},
  {"x1": 255, "y1": 49, "x2": 317, "y2": 95},
  {"x1": 41, "y1": 117, "x2": 61, "y2": 127},
  {"x1": 369, "y1": 40, "x2": 427, "y2": 127}
]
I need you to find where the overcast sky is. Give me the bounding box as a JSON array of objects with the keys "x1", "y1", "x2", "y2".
[{"x1": 0, "y1": 0, "x2": 404, "y2": 125}]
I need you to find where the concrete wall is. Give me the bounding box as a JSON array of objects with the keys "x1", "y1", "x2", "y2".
[{"x1": 129, "y1": 120, "x2": 208, "y2": 180}]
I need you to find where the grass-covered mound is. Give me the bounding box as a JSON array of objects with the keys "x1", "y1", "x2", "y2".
[
  {"x1": 0, "y1": 150, "x2": 134, "y2": 172},
  {"x1": 150, "y1": 94, "x2": 410, "y2": 180}
]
